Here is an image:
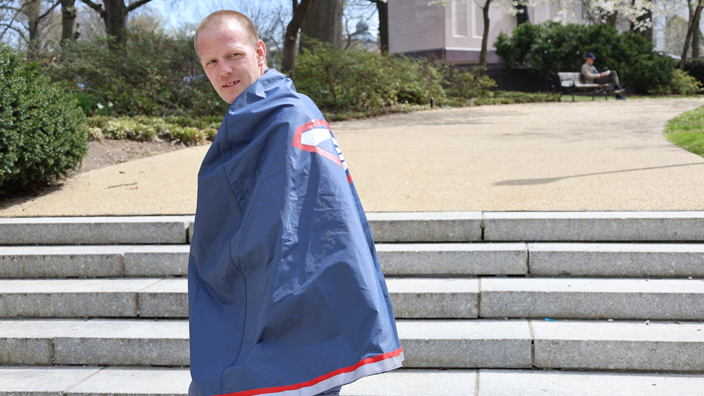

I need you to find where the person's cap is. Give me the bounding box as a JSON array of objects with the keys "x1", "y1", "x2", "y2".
[{"x1": 585, "y1": 53, "x2": 596, "y2": 59}]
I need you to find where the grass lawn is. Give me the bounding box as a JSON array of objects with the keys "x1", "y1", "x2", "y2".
[{"x1": 664, "y1": 105, "x2": 704, "y2": 157}]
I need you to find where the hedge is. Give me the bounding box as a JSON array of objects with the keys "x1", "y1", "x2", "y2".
[{"x1": 0, "y1": 44, "x2": 87, "y2": 191}]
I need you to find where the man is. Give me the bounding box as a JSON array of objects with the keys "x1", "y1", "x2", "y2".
[
  {"x1": 581, "y1": 52, "x2": 626, "y2": 100},
  {"x1": 188, "y1": 10, "x2": 403, "y2": 396}
]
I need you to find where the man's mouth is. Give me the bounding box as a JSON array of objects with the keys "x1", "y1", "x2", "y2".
[{"x1": 223, "y1": 80, "x2": 239, "y2": 88}]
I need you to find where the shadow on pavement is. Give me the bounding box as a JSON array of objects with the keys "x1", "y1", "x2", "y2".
[{"x1": 495, "y1": 162, "x2": 704, "y2": 186}]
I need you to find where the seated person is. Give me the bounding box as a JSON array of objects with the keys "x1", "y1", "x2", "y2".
[{"x1": 581, "y1": 52, "x2": 625, "y2": 100}]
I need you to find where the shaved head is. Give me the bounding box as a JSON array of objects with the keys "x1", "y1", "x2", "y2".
[{"x1": 195, "y1": 10, "x2": 259, "y2": 61}]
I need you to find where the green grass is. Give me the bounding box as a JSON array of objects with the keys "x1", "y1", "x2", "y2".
[{"x1": 664, "y1": 105, "x2": 704, "y2": 157}]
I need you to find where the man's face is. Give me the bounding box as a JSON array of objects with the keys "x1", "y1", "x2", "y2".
[
  {"x1": 586, "y1": 57, "x2": 594, "y2": 65},
  {"x1": 198, "y1": 20, "x2": 267, "y2": 104}
]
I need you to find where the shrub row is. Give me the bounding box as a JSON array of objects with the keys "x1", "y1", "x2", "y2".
[
  {"x1": 294, "y1": 41, "x2": 496, "y2": 111},
  {"x1": 495, "y1": 22, "x2": 676, "y2": 94},
  {"x1": 50, "y1": 29, "x2": 229, "y2": 118},
  {"x1": 85, "y1": 116, "x2": 220, "y2": 145},
  {"x1": 0, "y1": 44, "x2": 87, "y2": 192}
]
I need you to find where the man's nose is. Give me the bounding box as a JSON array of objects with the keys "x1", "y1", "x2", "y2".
[{"x1": 218, "y1": 61, "x2": 233, "y2": 77}]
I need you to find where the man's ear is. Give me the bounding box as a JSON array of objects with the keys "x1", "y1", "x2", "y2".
[{"x1": 256, "y1": 39, "x2": 267, "y2": 68}]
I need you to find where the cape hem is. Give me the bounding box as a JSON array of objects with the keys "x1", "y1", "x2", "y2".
[{"x1": 216, "y1": 347, "x2": 404, "y2": 396}]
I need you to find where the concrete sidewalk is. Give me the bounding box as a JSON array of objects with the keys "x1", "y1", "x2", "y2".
[{"x1": 1, "y1": 97, "x2": 703, "y2": 217}]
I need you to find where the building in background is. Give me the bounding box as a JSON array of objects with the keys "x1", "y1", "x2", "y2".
[{"x1": 387, "y1": 0, "x2": 581, "y2": 66}]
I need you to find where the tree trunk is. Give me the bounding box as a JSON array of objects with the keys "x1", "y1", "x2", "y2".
[
  {"x1": 516, "y1": 3, "x2": 529, "y2": 26},
  {"x1": 282, "y1": 0, "x2": 316, "y2": 77},
  {"x1": 606, "y1": 11, "x2": 618, "y2": 29},
  {"x1": 681, "y1": 0, "x2": 704, "y2": 70},
  {"x1": 693, "y1": 11, "x2": 701, "y2": 58},
  {"x1": 370, "y1": 0, "x2": 388, "y2": 53},
  {"x1": 478, "y1": 0, "x2": 492, "y2": 70},
  {"x1": 24, "y1": 0, "x2": 41, "y2": 58},
  {"x1": 61, "y1": 0, "x2": 78, "y2": 40},
  {"x1": 81, "y1": 0, "x2": 154, "y2": 48},
  {"x1": 634, "y1": 7, "x2": 653, "y2": 44},
  {"x1": 300, "y1": 0, "x2": 342, "y2": 50},
  {"x1": 102, "y1": 0, "x2": 128, "y2": 46}
]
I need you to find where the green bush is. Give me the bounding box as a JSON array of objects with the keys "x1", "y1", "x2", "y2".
[
  {"x1": 439, "y1": 66, "x2": 497, "y2": 99},
  {"x1": 0, "y1": 44, "x2": 87, "y2": 191},
  {"x1": 495, "y1": 22, "x2": 675, "y2": 94},
  {"x1": 295, "y1": 40, "x2": 445, "y2": 111},
  {"x1": 51, "y1": 28, "x2": 228, "y2": 117},
  {"x1": 650, "y1": 69, "x2": 703, "y2": 95},
  {"x1": 684, "y1": 58, "x2": 704, "y2": 86},
  {"x1": 84, "y1": 115, "x2": 217, "y2": 145}
]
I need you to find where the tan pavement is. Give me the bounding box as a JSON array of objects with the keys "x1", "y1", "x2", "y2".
[{"x1": 2, "y1": 97, "x2": 703, "y2": 217}]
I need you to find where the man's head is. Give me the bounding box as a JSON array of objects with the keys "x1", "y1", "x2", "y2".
[
  {"x1": 585, "y1": 53, "x2": 596, "y2": 65},
  {"x1": 195, "y1": 10, "x2": 267, "y2": 104}
]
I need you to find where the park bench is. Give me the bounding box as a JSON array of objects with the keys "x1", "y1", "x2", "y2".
[{"x1": 558, "y1": 72, "x2": 609, "y2": 102}]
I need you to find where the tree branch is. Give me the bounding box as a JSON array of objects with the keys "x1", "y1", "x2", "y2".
[
  {"x1": 126, "y1": 0, "x2": 154, "y2": 13},
  {"x1": 81, "y1": 0, "x2": 103, "y2": 13},
  {"x1": 38, "y1": 0, "x2": 60, "y2": 21},
  {"x1": 0, "y1": 23, "x2": 27, "y2": 40},
  {"x1": 0, "y1": 8, "x2": 21, "y2": 40}
]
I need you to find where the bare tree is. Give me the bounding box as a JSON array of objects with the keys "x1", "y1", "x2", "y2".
[
  {"x1": 368, "y1": 0, "x2": 387, "y2": 53},
  {"x1": 693, "y1": 10, "x2": 701, "y2": 57},
  {"x1": 681, "y1": 0, "x2": 704, "y2": 69},
  {"x1": 341, "y1": 0, "x2": 377, "y2": 51},
  {"x1": 60, "y1": 0, "x2": 77, "y2": 40},
  {"x1": 0, "y1": 1, "x2": 25, "y2": 42},
  {"x1": 80, "y1": 0, "x2": 155, "y2": 47},
  {"x1": 477, "y1": 0, "x2": 491, "y2": 69},
  {"x1": 281, "y1": 0, "x2": 316, "y2": 75},
  {"x1": 431, "y1": 0, "x2": 504, "y2": 69},
  {"x1": 1, "y1": 0, "x2": 60, "y2": 55},
  {"x1": 300, "y1": 0, "x2": 342, "y2": 50}
]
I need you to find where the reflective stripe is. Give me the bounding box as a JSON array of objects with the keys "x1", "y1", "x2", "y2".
[{"x1": 217, "y1": 348, "x2": 404, "y2": 396}]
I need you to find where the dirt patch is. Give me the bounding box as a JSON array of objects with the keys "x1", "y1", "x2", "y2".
[{"x1": 68, "y1": 139, "x2": 197, "y2": 177}]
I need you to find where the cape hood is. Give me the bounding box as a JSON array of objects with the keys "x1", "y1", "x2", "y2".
[{"x1": 188, "y1": 69, "x2": 402, "y2": 396}]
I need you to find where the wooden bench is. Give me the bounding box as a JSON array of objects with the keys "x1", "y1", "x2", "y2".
[{"x1": 558, "y1": 72, "x2": 609, "y2": 102}]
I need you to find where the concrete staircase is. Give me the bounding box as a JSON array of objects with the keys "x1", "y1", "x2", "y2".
[{"x1": 2, "y1": 212, "x2": 704, "y2": 395}]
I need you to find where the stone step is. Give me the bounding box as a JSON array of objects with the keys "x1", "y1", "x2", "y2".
[
  {"x1": 376, "y1": 243, "x2": 527, "y2": 276},
  {"x1": 366, "y1": 212, "x2": 483, "y2": 242},
  {"x1": 528, "y1": 243, "x2": 704, "y2": 278},
  {"x1": 533, "y1": 320, "x2": 704, "y2": 371},
  {"x1": 476, "y1": 370, "x2": 704, "y2": 396},
  {"x1": 480, "y1": 278, "x2": 704, "y2": 320},
  {"x1": 6, "y1": 212, "x2": 704, "y2": 246},
  {"x1": 5, "y1": 277, "x2": 704, "y2": 321},
  {"x1": 0, "y1": 319, "x2": 529, "y2": 368},
  {"x1": 0, "y1": 245, "x2": 190, "y2": 278},
  {"x1": 0, "y1": 278, "x2": 479, "y2": 319},
  {"x1": 0, "y1": 216, "x2": 192, "y2": 245},
  {"x1": 2, "y1": 319, "x2": 703, "y2": 371},
  {"x1": 6, "y1": 242, "x2": 704, "y2": 280},
  {"x1": 8, "y1": 367, "x2": 704, "y2": 396},
  {"x1": 483, "y1": 211, "x2": 704, "y2": 242},
  {"x1": 5, "y1": 277, "x2": 704, "y2": 320},
  {"x1": 0, "y1": 243, "x2": 529, "y2": 279},
  {"x1": 3, "y1": 367, "x2": 704, "y2": 396}
]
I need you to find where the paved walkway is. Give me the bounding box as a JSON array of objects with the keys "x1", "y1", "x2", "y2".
[{"x1": 2, "y1": 98, "x2": 703, "y2": 217}]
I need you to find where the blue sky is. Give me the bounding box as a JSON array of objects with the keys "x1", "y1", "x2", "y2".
[{"x1": 145, "y1": 0, "x2": 379, "y2": 38}]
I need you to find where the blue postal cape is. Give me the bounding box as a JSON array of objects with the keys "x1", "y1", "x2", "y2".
[{"x1": 188, "y1": 69, "x2": 402, "y2": 396}]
